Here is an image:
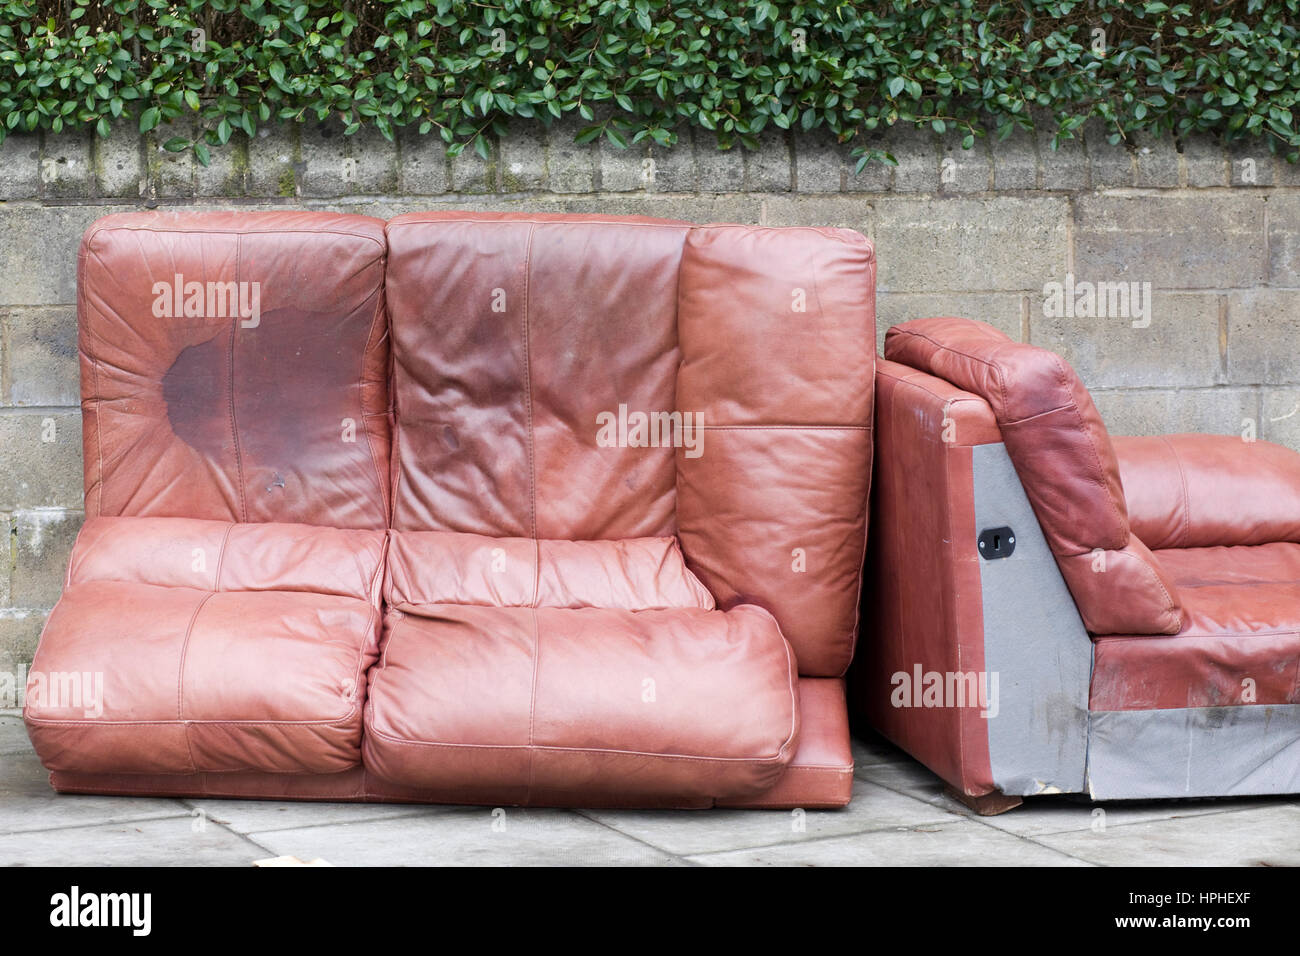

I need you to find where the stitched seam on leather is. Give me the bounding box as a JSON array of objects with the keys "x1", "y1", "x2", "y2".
[
  {"x1": 81, "y1": 247, "x2": 107, "y2": 518},
  {"x1": 229, "y1": 234, "x2": 248, "y2": 522},
  {"x1": 693, "y1": 424, "x2": 871, "y2": 431},
  {"x1": 1048, "y1": 352, "x2": 1126, "y2": 538},
  {"x1": 1106, "y1": 547, "x2": 1181, "y2": 632},
  {"x1": 212, "y1": 522, "x2": 235, "y2": 591},
  {"x1": 1160, "y1": 435, "x2": 1192, "y2": 548},
  {"x1": 358, "y1": 276, "x2": 389, "y2": 528},
  {"x1": 27, "y1": 708, "x2": 363, "y2": 728},
  {"x1": 364, "y1": 727, "x2": 794, "y2": 763},
  {"x1": 176, "y1": 591, "x2": 214, "y2": 773},
  {"x1": 520, "y1": 223, "x2": 540, "y2": 803},
  {"x1": 94, "y1": 224, "x2": 387, "y2": 252},
  {"x1": 776, "y1": 634, "x2": 800, "y2": 759}
]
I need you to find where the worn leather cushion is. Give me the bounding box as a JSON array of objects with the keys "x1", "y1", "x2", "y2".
[
  {"x1": 1090, "y1": 542, "x2": 1300, "y2": 710},
  {"x1": 884, "y1": 317, "x2": 1184, "y2": 636},
  {"x1": 387, "y1": 530, "x2": 714, "y2": 611},
  {"x1": 676, "y1": 225, "x2": 876, "y2": 677},
  {"x1": 78, "y1": 211, "x2": 390, "y2": 529},
  {"x1": 385, "y1": 212, "x2": 690, "y2": 541},
  {"x1": 363, "y1": 603, "x2": 799, "y2": 803},
  {"x1": 25, "y1": 517, "x2": 385, "y2": 774},
  {"x1": 717, "y1": 678, "x2": 855, "y2": 809},
  {"x1": 1115, "y1": 434, "x2": 1300, "y2": 550}
]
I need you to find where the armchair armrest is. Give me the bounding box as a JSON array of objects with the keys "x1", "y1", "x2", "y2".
[{"x1": 1114, "y1": 434, "x2": 1300, "y2": 549}]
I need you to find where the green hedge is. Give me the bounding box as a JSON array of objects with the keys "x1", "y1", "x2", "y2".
[{"x1": 2, "y1": 0, "x2": 1297, "y2": 169}]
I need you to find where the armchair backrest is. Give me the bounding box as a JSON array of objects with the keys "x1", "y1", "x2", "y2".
[{"x1": 883, "y1": 317, "x2": 1183, "y2": 635}]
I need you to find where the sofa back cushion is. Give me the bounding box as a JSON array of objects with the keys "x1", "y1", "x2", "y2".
[
  {"x1": 884, "y1": 317, "x2": 1183, "y2": 636},
  {"x1": 385, "y1": 212, "x2": 875, "y2": 676},
  {"x1": 1115, "y1": 434, "x2": 1300, "y2": 549},
  {"x1": 78, "y1": 212, "x2": 390, "y2": 530}
]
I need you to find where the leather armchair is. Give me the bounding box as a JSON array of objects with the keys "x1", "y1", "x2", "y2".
[{"x1": 854, "y1": 316, "x2": 1300, "y2": 810}]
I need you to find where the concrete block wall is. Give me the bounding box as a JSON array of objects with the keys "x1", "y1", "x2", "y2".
[{"x1": 1, "y1": 122, "x2": 1298, "y2": 678}]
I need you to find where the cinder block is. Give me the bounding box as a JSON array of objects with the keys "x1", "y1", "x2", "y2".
[
  {"x1": 448, "y1": 135, "x2": 497, "y2": 194},
  {"x1": 744, "y1": 129, "x2": 791, "y2": 192},
  {"x1": 498, "y1": 122, "x2": 545, "y2": 192},
  {"x1": 990, "y1": 126, "x2": 1038, "y2": 190},
  {"x1": 95, "y1": 124, "x2": 144, "y2": 199},
  {"x1": 1033, "y1": 291, "x2": 1223, "y2": 389},
  {"x1": 889, "y1": 125, "x2": 938, "y2": 193},
  {"x1": 11, "y1": 509, "x2": 83, "y2": 608},
  {"x1": 1083, "y1": 120, "x2": 1135, "y2": 189},
  {"x1": 246, "y1": 124, "x2": 300, "y2": 197},
  {"x1": 0, "y1": 410, "x2": 83, "y2": 511},
  {"x1": 398, "y1": 125, "x2": 449, "y2": 195},
  {"x1": 1091, "y1": 386, "x2": 1258, "y2": 439},
  {"x1": 195, "y1": 132, "x2": 249, "y2": 197},
  {"x1": 0, "y1": 609, "x2": 47, "y2": 675},
  {"x1": 1037, "y1": 125, "x2": 1086, "y2": 191},
  {"x1": 3, "y1": 309, "x2": 79, "y2": 407},
  {"x1": 0, "y1": 132, "x2": 40, "y2": 200},
  {"x1": 794, "y1": 129, "x2": 846, "y2": 193},
  {"x1": 345, "y1": 125, "x2": 399, "y2": 194},
  {"x1": 1133, "y1": 135, "x2": 1180, "y2": 188},
  {"x1": 938, "y1": 133, "x2": 992, "y2": 195},
  {"x1": 760, "y1": 196, "x2": 871, "y2": 232},
  {"x1": 872, "y1": 196, "x2": 1068, "y2": 293},
  {"x1": 0, "y1": 204, "x2": 133, "y2": 306},
  {"x1": 1182, "y1": 135, "x2": 1228, "y2": 188},
  {"x1": 1226, "y1": 289, "x2": 1300, "y2": 385},
  {"x1": 40, "y1": 131, "x2": 93, "y2": 199},
  {"x1": 1262, "y1": 387, "x2": 1300, "y2": 453},
  {"x1": 545, "y1": 120, "x2": 596, "y2": 194},
  {"x1": 1266, "y1": 194, "x2": 1300, "y2": 285},
  {"x1": 146, "y1": 117, "x2": 194, "y2": 199},
  {"x1": 599, "y1": 138, "x2": 652, "y2": 193},
  {"x1": 647, "y1": 129, "x2": 696, "y2": 193},
  {"x1": 1229, "y1": 141, "x2": 1273, "y2": 187},
  {"x1": 694, "y1": 138, "x2": 745, "y2": 193},
  {"x1": 1073, "y1": 194, "x2": 1266, "y2": 288},
  {"x1": 878, "y1": 292, "x2": 1023, "y2": 354},
  {"x1": 297, "y1": 119, "x2": 350, "y2": 198}
]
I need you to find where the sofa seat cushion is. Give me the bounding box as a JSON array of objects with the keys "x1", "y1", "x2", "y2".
[
  {"x1": 362, "y1": 603, "x2": 799, "y2": 804},
  {"x1": 1090, "y1": 543, "x2": 1300, "y2": 711},
  {"x1": 386, "y1": 530, "x2": 715, "y2": 612},
  {"x1": 24, "y1": 517, "x2": 385, "y2": 775}
]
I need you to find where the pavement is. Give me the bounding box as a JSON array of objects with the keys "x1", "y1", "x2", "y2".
[{"x1": 2, "y1": 713, "x2": 1296, "y2": 866}]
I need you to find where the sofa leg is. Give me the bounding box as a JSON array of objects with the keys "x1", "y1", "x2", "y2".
[{"x1": 944, "y1": 785, "x2": 1023, "y2": 816}]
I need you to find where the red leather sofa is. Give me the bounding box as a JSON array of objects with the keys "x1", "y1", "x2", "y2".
[
  {"x1": 23, "y1": 210, "x2": 876, "y2": 809},
  {"x1": 856, "y1": 316, "x2": 1300, "y2": 811}
]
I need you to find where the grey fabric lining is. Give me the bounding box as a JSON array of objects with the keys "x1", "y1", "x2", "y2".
[
  {"x1": 1087, "y1": 705, "x2": 1300, "y2": 799},
  {"x1": 971, "y1": 443, "x2": 1092, "y2": 795}
]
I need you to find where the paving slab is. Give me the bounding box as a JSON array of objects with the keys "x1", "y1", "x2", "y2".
[
  {"x1": 0, "y1": 715, "x2": 31, "y2": 755},
  {"x1": 0, "y1": 751, "x2": 189, "y2": 836},
  {"x1": 184, "y1": 797, "x2": 448, "y2": 835},
  {"x1": 3, "y1": 813, "x2": 264, "y2": 866},
  {"x1": 245, "y1": 806, "x2": 681, "y2": 867},
  {"x1": 687, "y1": 818, "x2": 1092, "y2": 866},
  {"x1": 585, "y1": 778, "x2": 957, "y2": 856},
  {"x1": 1030, "y1": 804, "x2": 1300, "y2": 866},
  {"x1": 975, "y1": 795, "x2": 1288, "y2": 838}
]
